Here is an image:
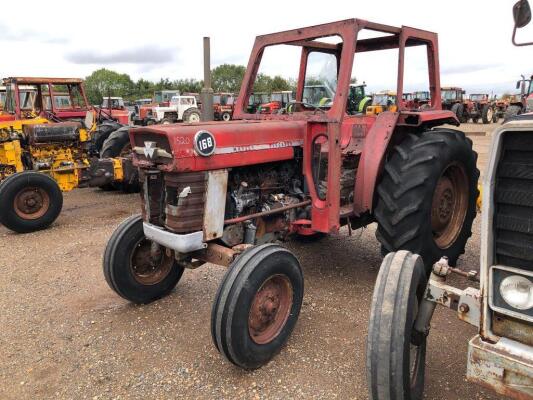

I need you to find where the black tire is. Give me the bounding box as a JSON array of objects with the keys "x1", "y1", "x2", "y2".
[
  {"x1": 367, "y1": 251, "x2": 427, "y2": 400},
  {"x1": 101, "y1": 127, "x2": 139, "y2": 193},
  {"x1": 211, "y1": 243, "x2": 304, "y2": 369},
  {"x1": 471, "y1": 116, "x2": 479, "y2": 124},
  {"x1": 450, "y1": 103, "x2": 464, "y2": 123},
  {"x1": 0, "y1": 172, "x2": 63, "y2": 233},
  {"x1": 92, "y1": 121, "x2": 123, "y2": 153},
  {"x1": 492, "y1": 109, "x2": 499, "y2": 123},
  {"x1": 221, "y1": 112, "x2": 231, "y2": 121},
  {"x1": 503, "y1": 105, "x2": 522, "y2": 122},
  {"x1": 160, "y1": 118, "x2": 172, "y2": 125},
  {"x1": 182, "y1": 108, "x2": 201, "y2": 123},
  {"x1": 374, "y1": 129, "x2": 479, "y2": 267},
  {"x1": 103, "y1": 214, "x2": 184, "y2": 304},
  {"x1": 481, "y1": 104, "x2": 493, "y2": 124}
]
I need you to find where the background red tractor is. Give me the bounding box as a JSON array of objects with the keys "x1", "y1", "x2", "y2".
[
  {"x1": 467, "y1": 93, "x2": 497, "y2": 124},
  {"x1": 213, "y1": 92, "x2": 235, "y2": 121}
]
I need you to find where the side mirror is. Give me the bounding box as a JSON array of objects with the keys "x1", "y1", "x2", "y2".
[
  {"x1": 513, "y1": 0, "x2": 533, "y2": 45},
  {"x1": 514, "y1": 0, "x2": 532, "y2": 28}
]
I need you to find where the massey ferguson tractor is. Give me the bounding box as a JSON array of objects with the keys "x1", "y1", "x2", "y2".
[
  {"x1": 505, "y1": 74, "x2": 533, "y2": 120},
  {"x1": 468, "y1": 93, "x2": 497, "y2": 124},
  {"x1": 104, "y1": 19, "x2": 479, "y2": 370},
  {"x1": 441, "y1": 86, "x2": 468, "y2": 122},
  {"x1": 367, "y1": 1, "x2": 533, "y2": 398},
  {"x1": 213, "y1": 92, "x2": 235, "y2": 121}
]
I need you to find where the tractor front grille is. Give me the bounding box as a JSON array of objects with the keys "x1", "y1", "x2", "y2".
[
  {"x1": 494, "y1": 131, "x2": 533, "y2": 270},
  {"x1": 164, "y1": 172, "x2": 207, "y2": 233}
]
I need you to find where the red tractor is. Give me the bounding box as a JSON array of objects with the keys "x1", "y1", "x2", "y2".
[
  {"x1": 505, "y1": 74, "x2": 533, "y2": 120},
  {"x1": 213, "y1": 92, "x2": 235, "y2": 121},
  {"x1": 104, "y1": 19, "x2": 478, "y2": 370},
  {"x1": 467, "y1": 93, "x2": 497, "y2": 124},
  {"x1": 258, "y1": 90, "x2": 294, "y2": 114},
  {"x1": 441, "y1": 86, "x2": 468, "y2": 122}
]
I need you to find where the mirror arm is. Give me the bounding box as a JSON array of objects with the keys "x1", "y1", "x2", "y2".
[{"x1": 512, "y1": 24, "x2": 533, "y2": 46}]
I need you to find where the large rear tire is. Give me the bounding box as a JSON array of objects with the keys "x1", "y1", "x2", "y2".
[
  {"x1": 367, "y1": 251, "x2": 427, "y2": 400},
  {"x1": 481, "y1": 104, "x2": 493, "y2": 124},
  {"x1": 211, "y1": 244, "x2": 303, "y2": 369},
  {"x1": 503, "y1": 105, "x2": 522, "y2": 122},
  {"x1": 182, "y1": 108, "x2": 201, "y2": 123},
  {"x1": 374, "y1": 129, "x2": 479, "y2": 267},
  {"x1": 450, "y1": 103, "x2": 464, "y2": 123},
  {"x1": 0, "y1": 172, "x2": 63, "y2": 233},
  {"x1": 103, "y1": 214, "x2": 184, "y2": 304},
  {"x1": 100, "y1": 127, "x2": 139, "y2": 193}
]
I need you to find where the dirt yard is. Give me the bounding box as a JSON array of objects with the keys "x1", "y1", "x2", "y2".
[{"x1": 0, "y1": 123, "x2": 505, "y2": 399}]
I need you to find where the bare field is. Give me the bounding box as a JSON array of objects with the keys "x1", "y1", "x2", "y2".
[{"x1": 0, "y1": 123, "x2": 505, "y2": 399}]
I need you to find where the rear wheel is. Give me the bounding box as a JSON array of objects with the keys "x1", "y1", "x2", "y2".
[
  {"x1": 374, "y1": 129, "x2": 479, "y2": 267},
  {"x1": 450, "y1": 103, "x2": 465, "y2": 123},
  {"x1": 183, "y1": 108, "x2": 201, "y2": 123},
  {"x1": 100, "y1": 127, "x2": 139, "y2": 193},
  {"x1": 481, "y1": 104, "x2": 493, "y2": 124},
  {"x1": 221, "y1": 112, "x2": 231, "y2": 121},
  {"x1": 211, "y1": 244, "x2": 303, "y2": 369},
  {"x1": 103, "y1": 214, "x2": 184, "y2": 304},
  {"x1": 0, "y1": 172, "x2": 63, "y2": 233},
  {"x1": 504, "y1": 105, "x2": 522, "y2": 122},
  {"x1": 367, "y1": 251, "x2": 427, "y2": 400}
]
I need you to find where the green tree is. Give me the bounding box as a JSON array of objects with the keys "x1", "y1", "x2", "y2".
[
  {"x1": 253, "y1": 73, "x2": 272, "y2": 93},
  {"x1": 84, "y1": 68, "x2": 134, "y2": 105},
  {"x1": 134, "y1": 78, "x2": 155, "y2": 99},
  {"x1": 212, "y1": 64, "x2": 246, "y2": 93},
  {"x1": 173, "y1": 78, "x2": 203, "y2": 94},
  {"x1": 270, "y1": 75, "x2": 291, "y2": 91}
]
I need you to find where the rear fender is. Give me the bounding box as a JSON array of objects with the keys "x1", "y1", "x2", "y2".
[{"x1": 353, "y1": 112, "x2": 399, "y2": 215}]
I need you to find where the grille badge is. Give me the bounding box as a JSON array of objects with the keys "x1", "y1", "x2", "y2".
[{"x1": 143, "y1": 141, "x2": 157, "y2": 159}]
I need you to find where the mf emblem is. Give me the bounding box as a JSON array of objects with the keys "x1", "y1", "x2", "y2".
[
  {"x1": 194, "y1": 130, "x2": 216, "y2": 156},
  {"x1": 143, "y1": 141, "x2": 157, "y2": 159}
]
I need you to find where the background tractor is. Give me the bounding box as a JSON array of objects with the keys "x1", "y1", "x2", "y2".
[
  {"x1": 367, "y1": 2, "x2": 533, "y2": 398},
  {"x1": 104, "y1": 19, "x2": 478, "y2": 371},
  {"x1": 346, "y1": 84, "x2": 371, "y2": 114},
  {"x1": 151, "y1": 95, "x2": 201, "y2": 124},
  {"x1": 213, "y1": 92, "x2": 235, "y2": 121},
  {"x1": 505, "y1": 74, "x2": 533, "y2": 120},
  {"x1": 365, "y1": 91, "x2": 397, "y2": 115},
  {"x1": 493, "y1": 95, "x2": 509, "y2": 120},
  {"x1": 467, "y1": 93, "x2": 497, "y2": 124},
  {"x1": 258, "y1": 90, "x2": 294, "y2": 114},
  {"x1": 0, "y1": 77, "x2": 134, "y2": 233},
  {"x1": 441, "y1": 86, "x2": 468, "y2": 122}
]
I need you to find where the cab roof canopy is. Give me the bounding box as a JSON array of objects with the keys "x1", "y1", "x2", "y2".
[{"x1": 3, "y1": 77, "x2": 84, "y2": 85}]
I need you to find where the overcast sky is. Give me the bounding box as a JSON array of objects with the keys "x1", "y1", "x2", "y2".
[{"x1": 1, "y1": 0, "x2": 532, "y2": 95}]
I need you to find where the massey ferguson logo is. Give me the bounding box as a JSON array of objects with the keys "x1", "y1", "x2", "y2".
[
  {"x1": 143, "y1": 141, "x2": 157, "y2": 159},
  {"x1": 194, "y1": 130, "x2": 216, "y2": 156}
]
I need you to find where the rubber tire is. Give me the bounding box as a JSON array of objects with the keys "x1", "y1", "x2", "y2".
[
  {"x1": 161, "y1": 118, "x2": 172, "y2": 125},
  {"x1": 481, "y1": 104, "x2": 493, "y2": 124},
  {"x1": 182, "y1": 108, "x2": 201, "y2": 123},
  {"x1": 492, "y1": 109, "x2": 499, "y2": 123},
  {"x1": 503, "y1": 105, "x2": 522, "y2": 122},
  {"x1": 374, "y1": 129, "x2": 479, "y2": 267},
  {"x1": 221, "y1": 112, "x2": 231, "y2": 121},
  {"x1": 103, "y1": 214, "x2": 184, "y2": 304},
  {"x1": 100, "y1": 127, "x2": 139, "y2": 193},
  {"x1": 211, "y1": 243, "x2": 304, "y2": 369},
  {"x1": 366, "y1": 251, "x2": 427, "y2": 400},
  {"x1": 472, "y1": 116, "x2": 479, "y2": 124},
  {"x1": 92, "y1": 121, "x2": 123, "y2": 153},
  {"x1": 450, "y1": 103, "x2": 464, "y2": 123},
  {"x1": 0, "y1": 172, "x2": 63, "y2": 233}
]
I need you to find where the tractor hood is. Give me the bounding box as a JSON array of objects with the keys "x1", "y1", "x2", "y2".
[{"x1": 130, "y1": 119, "x2": 306, "y2": 172}]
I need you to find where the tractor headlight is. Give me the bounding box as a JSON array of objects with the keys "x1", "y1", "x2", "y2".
[{"x1": 499, "y1": 275, "x2": 533, "y2": 310}]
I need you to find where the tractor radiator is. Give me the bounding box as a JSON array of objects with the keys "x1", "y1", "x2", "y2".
[{"x1": 494, "y1": 131, "x2": 533, "y2": 270}]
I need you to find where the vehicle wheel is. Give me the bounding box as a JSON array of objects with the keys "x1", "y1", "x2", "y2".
[
  {"x1": 101, "y1": 127, "x2": 139, "y2": 193},
  {"x1": 103, "y1": 214, "x2": 184, "y2": 304},
  {"x1": 0, "y1": 172, "x2": 63, "y2": 233},
  {"x1": 367, "y1": 251, "x2": 427, "y2": 400},
  {"x1": 92, "y1": 121, "x2": 123, "y2": 154},
  {"x1": 183, "y1": 108, "x2": 201, "y2": 123},
  {"x1": 503, "y1": 105, "x2": 522, "y2": 122},
  {"x1": 211, "y1": 243, "x2": 303, "y2": 369},
  {"x1": 481, "y1": 104, "x2": 493, "y2": 124},
  {"x1": 450, "y1": 103, "x2": 464, "y2": 123},
  {"x1": 374, "y1": 129, "x2": 479, "y2": 267},
  {"x1": 492, "y1": 109, "x2": 499, "y2": 123},
  {"x1": 471, "y1": 116, "x2": 479, "y2": 124},
  {"x1": 161, "y1": 118, "x2": 172, "y2": 125},
  {"x1": 221, "y1": 112, "x2": 231, "y2": 121}
]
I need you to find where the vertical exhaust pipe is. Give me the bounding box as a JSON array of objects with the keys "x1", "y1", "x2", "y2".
[{"x1": 201, "y1": 36, "x2": 214, "y2": 121}]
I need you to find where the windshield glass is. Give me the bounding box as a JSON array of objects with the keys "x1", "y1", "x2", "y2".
[
  {"x1": 414, "y1": 92, "x2": 429, "y2": 100},
  {"x1": 372, "y1": 94, "x2": 394, "y2": 106},
  {"x1": 55, "y1": 95, "x2": 72, "y2": 108},
  {"x1": 469, "y1": 94, "x2": 485, "y2": 101},
  {"x1": 213, "y1": 95, "x2": 221, "y2": 104},
  {"x1": 442, "y1": 90, "x2": 457, "y2": 100}
]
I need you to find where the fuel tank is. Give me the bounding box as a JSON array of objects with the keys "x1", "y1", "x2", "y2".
[{"x1": 130, "y1": 119, "x2": 307, "y2": 172}]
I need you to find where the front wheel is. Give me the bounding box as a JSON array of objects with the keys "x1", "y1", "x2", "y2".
[
  {"x1": 0, "y1": 172, "x2": 63, "y2": 233},
  {"x1": 374, "y1": 129, "x2": 479, "y2": 267},
  {"x1": 103, "y1": 215, "x2": 184, "y2": 304},
  {"x1": 221, "y1": 112, "x2": 231, "y2": 121},
  {"x1": 367, "y1": 251, "x2": 427, "y2": 400},
  {"x1": 481, "y1": 104, "x2": 493, "y2": 124},
  {"x1": 211, "y1": 244, "x2": 304, "y2": 369}
]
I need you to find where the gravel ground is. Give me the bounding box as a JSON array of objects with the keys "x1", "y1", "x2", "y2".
[{"x1": 0, "y1": 124, "x2": 506, "y2": 399}]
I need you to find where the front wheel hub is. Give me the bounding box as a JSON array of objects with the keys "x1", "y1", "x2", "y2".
[
  {"x1": 14, "y1": 187, "x2": 50, "y2": 220},
  {"x1": 248, "y1": 275, "x2": 293, "y2": 345}
]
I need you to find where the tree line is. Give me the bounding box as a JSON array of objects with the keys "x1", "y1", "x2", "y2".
[{"x1": 84, "y1": 64, "x2": 294, "y2": 105}]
